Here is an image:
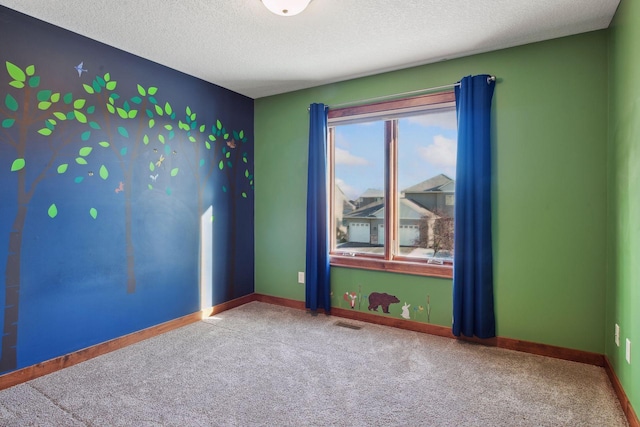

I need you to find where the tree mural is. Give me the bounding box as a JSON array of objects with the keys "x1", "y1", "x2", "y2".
[
  {"x1": 0, "y1": 61, "x2": 93, "y2": 371},
  {"x1": 0, "y1": 60, "x2": 253, "y2": 372},
  {"x1": 176, "y1": 108, "x2": 252, "y2": 299}
]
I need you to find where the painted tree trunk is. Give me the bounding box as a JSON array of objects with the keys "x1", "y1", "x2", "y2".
[{"x1": 0, "y1": 203, "x2": 27, "y2": 372}]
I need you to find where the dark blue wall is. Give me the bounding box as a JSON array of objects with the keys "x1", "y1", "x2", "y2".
[{"x1": 0, "y1": 6, "x2": 254, "y2": 374}]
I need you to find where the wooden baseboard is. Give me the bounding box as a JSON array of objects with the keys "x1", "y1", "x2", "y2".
[
  {"x1": 605, "y1": 357, "x2": 640, "y2": 427},
  {"x1": 254, "y1": 294, "x2": 604, "y2": 366},
  {"x1": 200, "y1": 293, "x2": 257, "y2": 318},
  {"x1": 0, "y1": 293, "x2": 256, "y2": 391}
]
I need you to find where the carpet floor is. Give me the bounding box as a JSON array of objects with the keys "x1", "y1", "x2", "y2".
[{"x1": 0, "y1": 301, "x2": 629, "y2": 426}]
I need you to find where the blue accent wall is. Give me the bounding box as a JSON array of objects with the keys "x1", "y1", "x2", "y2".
[{"x1": 0, "y1": 6, "x2": 254, "y2": 374}]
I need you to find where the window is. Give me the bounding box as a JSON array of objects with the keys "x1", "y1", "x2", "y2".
[{"x1": 329, "y1": 91, "x2": 456, "y2": 278}]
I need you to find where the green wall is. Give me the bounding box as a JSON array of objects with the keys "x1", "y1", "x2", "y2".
[
  {"x1": 255, "y1": 31, "x2": 609, "y2": 353},
  {"x1": 607, "y1": 0, "x2": 640, "y2": 413}
]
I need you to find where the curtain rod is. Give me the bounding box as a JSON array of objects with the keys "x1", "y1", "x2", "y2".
[{"x1": 309, "y1": 75, "x2": 496, "y2": 111}]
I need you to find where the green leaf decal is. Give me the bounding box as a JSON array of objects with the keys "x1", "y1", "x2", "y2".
[
  {"x1": 2, "y1": 118, "x2": 15, "y2": 128},
  {"x1": 74, "y1": 176, "x2": 84, "y2": 183},
  {"x1": 51, "y1": 93, "x2": 60, "y2": 102},
  {"x1": 89, "y1": 121, "x2": 101, "y2": 130},
  {"x1": 106, "y1": 103, "x2": 115, "y2": 114},
  {"x1": 120, "y1": 147, "x2": 128, "y2": 156},
  {"x1": 164, "y1": 102, "x2": 172, "y2": 115},
  {"x1": 104, "y1": 73, "x2": 111, "y2": 82},
  {"x1": 170, "y1": 168, "x2": 179, "y2": 177},
  {"x1": 158, "y1": 134, "x2": 165, "y2": 144},
  {"x1": 166, "y1": 187, "x2": 172, "y2": 196},
  {"x1": 10, "y1": 158, "x2": 25, "y2": 171},
  {"x1": 137, "y1": 84, "x2": 146, "y2": 96},
  {"x1": 131, "y1": 96, "x2": 142, "y2": 104},
  {"x1": 79, "y1": 147, "x2": 93, "y2": 157},
  {"x1": 205, "y1": 141, "x2": 211, "y2": 150},
  {"x1": 53, "y1": 112, "x2": 66, "y2": 120},
  {"x1": 75, "y1": 157, "x2": 88, "y2": 165},
  {"x1": 6, "y1": 61, "x2": 25, "y2": 82},
  {"x1": 106, "y1": 81, "x2": 117, "y2": 91},
  {"x1": 37, "y1": 128, "x2": 52, "y2": 136},
  {"x1": 36, "y1": 90, "x2": 52, "y2": 102},
  {"x1": 99, "y1": 141, "x2": 110, "y2": 147},
  {"x1": 239, "y1": 130, "x2": 244, "y2": 139},
  {"x1": 48, "y1": 204, "x2": 58, "y2": 219},
  {"x1": 118, "y1": 127, "x2": 129, "y2": 137},
  {"x1": 245, "y1": 169, "x2": 249, "y2": 178},
  {"x1": 148, "y1": 87, "x2": 158, "y2": 95},
  {"x1": 73, "y1": 99, "x2": 86, "y2": 109},
  {"x1": 99, "y1": 165, "x2": 108, "y2": 180},
  {"x1": 9, "y1": 81, "x2": 24, "y2": 89},
  {"x1": 149, "y1": 162, "x2": 155, "y2": 172},
  {"x1": 83, "y1": 84, "x2": 95, "y2": 94},
  {"x1": 128, "y1": 110, "x2": 137, "y2": 119},
  {"x1": 149, "y1": 119, "x2": 155, "y2": 128},
  {"x1": 5, "y1": 93, "x2": 18, "y2": 111},
  {"x1": 154, "y1": 104, "x2": 163, "y2": 116},
  {"x1": 96, "y1": 76, "x2": 106, "y2": 87},
  {"x1": 199, "y1": 159, "x2": 205, "y2": 167},
  {"x1": 63, "y1": 93, "x2": 73, "y2": 104},
  {"x1": 148, "y1": 184, "x2": 153, "y2": 190},
  {"x1": 117, "y1": 107, "x2": 128, "y2": 119},
  {"x1": 57, "y1": 164, "x2": 68, "y2": 174},
  {"x1": 38, "y1": 101, "x2": 52, "y2": 110},
  {"x1": 74, "y1": 110, "x2": 87, "y2": 123},
  {"x1": 25, "y1": 65, "x2": 35, "y2": 76},
  {"x1": 81, "y1": 131, "x2": 91, "y2": 141},
  {"x1": 242, "y1": 192, "x2": 247, "y2": 198},
  {"x1": 217, "y1": 120, "x2": 222, "y2": 130},
  {"x1": 218, "y1": 160, "x2": 224, "y2": 170},
  {"x1": 89, "y1": 208, "x2": 98, "y2": 219},
  {"x1": 143, "y1": 135, "x2": 149, "y2": 145},
  {"x1": 28, "y1": 76, "x2": 40, "y2": 88}
]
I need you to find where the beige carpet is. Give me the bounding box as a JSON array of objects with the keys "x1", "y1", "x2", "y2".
[{"x1": 0, "y1": 301, "x2": 628, "y2": 426}]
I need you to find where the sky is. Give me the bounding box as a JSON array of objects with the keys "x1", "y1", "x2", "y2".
[{"x1": 333, "y1": 108, "x2": 457, "y2": 201}]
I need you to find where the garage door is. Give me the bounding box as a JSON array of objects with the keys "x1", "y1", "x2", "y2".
[
  {"x1": 399, "y1": 224, "x2": 419, "y2": 246},
  {"x1": 348, "y1": 223, "x2": 370, "y2": 243}
]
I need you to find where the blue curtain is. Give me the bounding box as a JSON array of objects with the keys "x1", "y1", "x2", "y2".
[
  {"x1": 305, "y1": 103, "x2": 331, "y2": 313},
  {"x1": 452, "y1": 75, "x2": 496, "y2": 339}
]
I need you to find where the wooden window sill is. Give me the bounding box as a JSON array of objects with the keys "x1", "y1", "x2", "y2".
[{"x1": 330, "y1": 255, "x2": 453, "y2": 279}]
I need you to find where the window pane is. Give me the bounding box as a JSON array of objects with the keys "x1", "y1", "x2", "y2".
[
  {"x1": 333, "y1": 121, "x2": 385, "y2": 255},
  {"x1": 397, "y1": 108, "x2": 457, "y2": 262}
]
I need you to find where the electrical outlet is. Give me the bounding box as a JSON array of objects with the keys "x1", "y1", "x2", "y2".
[
  {"x1": 615, "y1": 324, "x2": 620, "y2": 347},
  {"x1": 626, "y1": 339, "x2": 631, "y2": 364},
  {"x1": 298, "y1": 272, "x2": 305, "y2": 284}
]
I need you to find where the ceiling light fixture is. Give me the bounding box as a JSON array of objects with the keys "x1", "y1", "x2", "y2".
[{"x1": 262, "y1": 0, "x2": 312, "y2": 16}]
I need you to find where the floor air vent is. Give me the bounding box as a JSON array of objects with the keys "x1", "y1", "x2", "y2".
[{"x1": 334, "y1": 321, "x2": 362, "y2": 330}]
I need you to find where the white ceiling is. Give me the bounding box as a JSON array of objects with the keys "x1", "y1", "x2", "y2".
[{"x1": 0, "y1": 0, "x2": 620, "y2": 99}]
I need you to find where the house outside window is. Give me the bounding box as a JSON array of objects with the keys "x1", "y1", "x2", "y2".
[{"x1": 329, "y1": 91, "x2": 456, "y2": 278}]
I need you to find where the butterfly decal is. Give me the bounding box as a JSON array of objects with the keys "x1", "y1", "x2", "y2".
[
  {"x1": 155, "y1": 155, "x2": 165, "y2": 167},
  {"x1": 226, "y1": 139, "x2": 236, "y2": 149},
  {"x1": 150, "y1": 174, "x2": 158, "y2": 182},
  {"x1": 74, "y1": 61, "x2": 87, "y2": 77},
  {"x1": 114, "y1": 181, "x2": 124, "y2": 193}
]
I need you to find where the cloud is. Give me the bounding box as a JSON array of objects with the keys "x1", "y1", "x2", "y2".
[
  {"x1": 335, "y1": 147, "x2": 368, "y2": 166},
  {"x1": 418, "y1": 135, "x2": 457, "y2": 168},
  {"x1": 407, "y1": 109, "x2": 457, "y2": 130}
]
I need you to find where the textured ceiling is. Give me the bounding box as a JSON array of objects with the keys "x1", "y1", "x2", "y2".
[{"x1": 0, "y1": 0, "x2": 620, "y2": 99}]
